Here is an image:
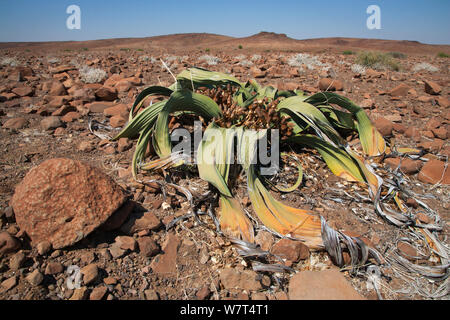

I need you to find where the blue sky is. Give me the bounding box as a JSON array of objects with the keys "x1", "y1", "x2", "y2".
[{"x1": 0, "y1": 0, "x2": 449, "y2": 44}]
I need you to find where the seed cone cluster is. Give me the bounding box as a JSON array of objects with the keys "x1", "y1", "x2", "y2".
[{"x1": 197, "y1": 86, "x2": 294, "y2": 139}]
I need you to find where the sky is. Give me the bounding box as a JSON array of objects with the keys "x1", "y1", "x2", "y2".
[{"x1": 0, "y1": 0, "x2": 449, "y2": 44}]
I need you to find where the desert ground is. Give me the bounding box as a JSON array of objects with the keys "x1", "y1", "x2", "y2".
[{"x1": 0, "y1": 32, "x2": 449, "y2": 300}]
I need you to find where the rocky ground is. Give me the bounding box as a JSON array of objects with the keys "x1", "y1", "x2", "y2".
[{"x1": 0, "y1": 36, "x2": 449, "y2": 300}]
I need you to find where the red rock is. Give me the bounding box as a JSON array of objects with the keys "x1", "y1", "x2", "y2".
[
  {"x1": 389, "y1": 83, "x2": 409, "y2": 96},
  {"x1": 392, "y1": 123, "x2": 406, "y2": 133},
  {"x1": 384, "y1": 157, "x2": 400, "y2": 170},
  {"x1": 51, "y1": 105, "x2": 77, "y2": 116},
  {"x1": 2, "y1": 117, "x2": 27, "y2": 130},
  {"x1": 61, "y1": 111, "x2": 81, "y2": 122},
  {"x1": 404, "y1": 127, "x2": 421, "y2": 141},
  {"x1": 416, "y1": 212, "x2": 431, "y2": 224},
  {"x1": 360, "y1": 99, "x2": 375, "y2": 109},
  {"x1": 400, "y1": 158, "x2": 423, "y2": 175},
  {"x1": 78, "y1": 141, "x2": 94, "y2": 152},
  {"x1": 426, "y1": 118, "x2": 441, "y2": 131},
  {"x1": 424, "y1": 80, "x2": 441, "y2": 95},
  {"x1": 115, "y1": 236, "x2": 137, "y2": 251},
  {"x1": 117, "y1": 138, "x2": 132, "y2": 152},
  {"x1": 318, "y1": 78, "x2": 343, "y2": 91},
  {"x1": 137, "y1": 237, "x2": 160, "y2": 257},
  {"x1": 9, "y1": 252, "x2": 26, "y2": 270},
  {"x1": 48, "y1": 96, "x2": 71, "y2": 109},
  {"x1": 406, "y1": 198, "x2": 419, "y2": 209},
  {"x1": 120, "y1": 211, "x2": 161, "y2": 234},
  {"x1": 271, "y1": 238, "x2": 310, "y2": 262},
  {"x1": 40, "y1": 116, "x2": 63, "y2": 130},
  {"x1": 435, "y1": 96, "x2": 449, "y2": 108},
  {"x1": 418, "y1": 159, "x2": 450, "y2": 184},
  {"x1": 150, "y1": 232, "x2": 180, "y2": 275},
  {"x1": 81, "y1": 264, "x2": 99, "y2": 285},
  {"x1": 10, "y1": 158, "x2": 127, "y2": 249},
  {"x1": 14, "y1": 66, "x2": 34, "y2": 77},
  {"x1": 95, "y1": 86, "x2": 118, "y2": 101},
  {"x1": 86, "y1": 101, "x2": 115, "y2": 113},
  {"x1": 26, "y1": 269, "x2": 44, "y2": 286},
  {"x1": 254, "y1": 230, "x2": 274, "y2": 251},
  {"x1": 49, "y1": 81, "x2": 67, "y2": 96},
  {"x1": 397, "y1": 242, "x2": 418, "y2": 260},
  {"x1": 103, "y1": 104, "x2": 128, "y2": 118},
  {"x1": 196, "y1": 286, "x2": 211, "y2": 300},
  {"x1": 45, "y1": 261, "x2": 64, "y2": 275},
  {"x1": 250, "y1": 67, "x2": 266, "y2": 78},
  {"x1": 0, "y1": 276, "x2": 17, "y2": 293},
  {"x1": 89, "y1": 286, "x2": 107, "y2": 300},
  {"x1": 104, "y1": 74, "x2": 125, "y2": 87},
  {"x1": 0, "y1": 232, "x2": 21, "y2": 256},
  {"x1": 110, "y1": 115, "x2": 126, "y2": 128},
  {"x1": 219, "y1": 268, "x2": 262, "y2": 291},
  {"x1": 115, "y1": 80, "x2": 132, "y2": 92},
  {"x1": 373, "y1": 117, "x2": 393, "y2": 136},
  {"x1": 12, "y1": 86, "x2": 34, "y2": 97},
  {"x1": 69, "y1": 287, "x2": 89, "y2": 300},
  {"x1": 418, "y1": 96, "x2": 432, "y2": 103},
  {"x1": 288, "y1": 269, "x2": 365, "y2": 300},
  {"x1": 50, "y1": 65, "x2": 76, "y2": 74},
  {"x1": 432, "y1": 127, "x2": 447, "y2": 139}
]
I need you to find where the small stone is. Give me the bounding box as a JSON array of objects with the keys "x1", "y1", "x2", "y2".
[
  {"x1": 45, "y1": 261, "x2": 64, "y2": 275},
  {"x1": 109, "y1": 115, "x2": 126, "y2": 128},
  {"x1": 81, "y1": 264, "x2": 99, "y2": 285},
  {"x1": 9, "y1": 251, "x2": 26, "y2": 270},
  {"x1": 196, "y1": 286, "x2": 211, "y2": 300},
  {"x1": 2, "y1": 118, "x2": 28, "y2": 130},
  {"x1": 137, "y1": 237, "x2": 160, "y2": 257},
  {"x1": 418, "y1": 159, "x2": 449, "y2": 185},
  {"x1": 416, "y1": 212, "x2": 431, "y2": 224},
  {"x1": 115, "y1": 236, "x2": 137, "y2": 251},
  {"x1": 40, "y1": 116, "x2": 63, "y2": 131},
  {"x1": 149, "y1": 232, "x2": 180, "y2": 275},
  {"x1": 0, "y1": 231, "x2": 21, "y2": 256},
  {"x1": 109, "y1": 243, "x2": 126, "y2": 259},
  {"x1": 424, "y1": 80, "x2": 441, "y2": 95},
  {"x1": 219, "y1": 268, "x2": 262, "y2": 291},
  {"x1": 95, "y1": 86, "x2": 118, "y2": 101},
  {"x1": 0, "y1": 276, "x2": 17, "y2": 293},
  {"x1": 254, "y1": 230, "x2": 274, "y2": 251},
  {"x1": 400, "y1": 158, "x2": 423, "y2": 175},
  {"x1": 26, "y1": 269, "x2": 44, "y2": 286},
  {"x1": 120, "y1": 211, "x2": 161, "y2": 234},
  {"x1": 397, "y1": 242, "x2": 418, "y2": 260},
  {"x1": 49, "y1": 81, "x2": 67, "y2": 96},
  {"x1": 144, "y1": 289, "x2": 159, "y2": 300},
  {"x1": 12, "y1": 86, "x2": 34, "y2": 97},
  {"x1": 69, "y1": 287, "x2": 89, "y2": 300},
  {"x1": 89, "y1": 286, "x2": 108, "y2": 300},
  {"x1": 389, "y1": 83, "x2": 410, "y2": 97},
  {"x1": 271, "y1": 238, "x2": 310, "y2": 262},
  {"x1": 103, "y1": 277, "x2": 117, "y2": 285},
  {"x1": 36, "y1": 241, "x2": 52, "y2": 255},
  {"x1": 117, "y1": 138, "x2": 132, "y2": 152},
  {"x1": 318, "y1": 78, "x2": 343, "y2": 91},
  {"x1": 373, "y1": 117, "x2": 393, "y2": 136}
]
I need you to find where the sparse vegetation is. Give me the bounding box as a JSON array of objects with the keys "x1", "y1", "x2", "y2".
[
  {"x1": 136, "y1": 48, "x2": 144, "y2": 52},
  {"x1": 81, "y1": 47, "x2": 89, "y2": 51},
  {"x1": 437, "y1": 52, "x2": 449, "y2": 58},
  {"x1": 47, "y1": 57, "x2": 60, "y2": 64},
  {"x1": 387, "y1": 52, "x2": 407, "y2": 59},
  {"x1": 79, "y1": 65, "x2": 107, "y2": 84},
  {"x1": 120, "y1": 48, "x2": 131, "y2": 52},
  {"x1": 356, "y1": 51, "x2": 400, "y2": 71},
  {"x1": 0, "y1": 57, "x2": 18, "y2": 67},
  {"x1": 412, "y1": 62, "x2": 439, "y2": 72},
  {"x1": 198, "y1": 55, "x2": 220, "y2": 66},
  {"x1": 251, "y1": 54, "x2": 261, "y2": 61},
  {"x1": 238, "y1": 59, "x2": 253, "y2": 67},
  {"x1": 288, "y1": 53, "x2": 330, "y2": 70},
  {"x1": 351, "y1": 64, "x2": 366, "y2": 74},
  {"x1": 205, "y1": 48, "x2": 210, "y2": 53},
  {"x1": 342, "y1": 50, "x2": 355, "y2": 55},
  {"x1": 238, "y1": 45, "x2": 243, "y2": 49}
]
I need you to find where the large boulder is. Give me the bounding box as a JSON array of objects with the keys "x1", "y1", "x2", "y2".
[{"x1": 10, "y1": 158, "x2": 128, "y2": 249}]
